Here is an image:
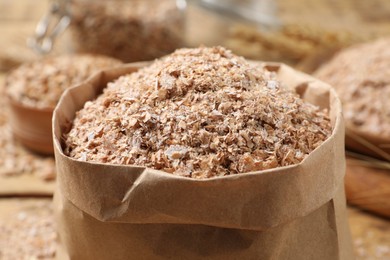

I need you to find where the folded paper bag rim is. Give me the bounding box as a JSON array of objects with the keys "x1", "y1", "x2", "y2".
[{"x1": 53, "y1": 62, "x2": 345, "y2": 231}]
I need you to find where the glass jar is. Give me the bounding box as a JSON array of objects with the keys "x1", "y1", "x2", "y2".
[{"x1": 30, "y1": 0, "x2": 187, "y2": 62}]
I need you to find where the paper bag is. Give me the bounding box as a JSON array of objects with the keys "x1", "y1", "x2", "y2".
[{"x1": 53, "y1": 62, "x2": 354, "y2": 260}]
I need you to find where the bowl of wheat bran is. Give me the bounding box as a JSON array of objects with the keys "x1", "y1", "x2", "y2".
[
  {"x1": 5, "y1": 54, "x2": 122, "y2": 155},
  {"x1": 315, "y1": 38, "x2": 390, "y2": 159}
]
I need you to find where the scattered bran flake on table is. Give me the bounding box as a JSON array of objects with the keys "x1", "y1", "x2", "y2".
[
  {"x1": 6, "y1": 54, "x2": 122, "y2": 109},
  {"x1": 315, "y1": 38, "x2": 390, "y2": 139},
  {"x1": 64, "y1": 46, "x2": 331, "y2": 178},
  {"x1": 0, "y1": 201, "x2": 56, "y2": 260}
]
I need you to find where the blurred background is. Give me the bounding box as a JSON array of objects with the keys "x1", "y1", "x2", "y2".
[
  {"x1": 0, "y1": 0, "x2": 389, "y2": 259},
  {"x1": 1, "y1": 0, "x2": 390, "y2": 73}
]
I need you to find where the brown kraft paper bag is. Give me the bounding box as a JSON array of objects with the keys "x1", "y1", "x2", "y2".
[{"x1": 53, "y1": 62, "x2": 354, "y2": 260}]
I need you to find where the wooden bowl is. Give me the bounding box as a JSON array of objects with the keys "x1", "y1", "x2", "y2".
[
  {"x1": 345, "y1": 127, "x2": 390, "y2": 161},
  {"x1": 345, "y1": 155, "x2": 390, "y2": 218},
  {"x1": 8, "y1": 98, "x2": 54, "y2": 155}
]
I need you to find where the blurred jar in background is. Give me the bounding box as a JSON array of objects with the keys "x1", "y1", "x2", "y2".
[
  {"x1": 30, "y1": 0, "x2": 187, "y2": 62},
  {"x1": 186, "y1": 0, "x2": 390, "y2": 72},
  {"x1": 68, "y1": 0, "x2": 186, "y2": 62},
  {"x1": 186, "y1": 0, "x2": 278, "y2": 47}
]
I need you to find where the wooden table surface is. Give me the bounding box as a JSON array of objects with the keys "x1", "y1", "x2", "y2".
[{"x1": 0, "y1": 1, "x2": 389, "y2": 259}]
